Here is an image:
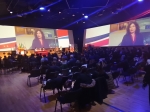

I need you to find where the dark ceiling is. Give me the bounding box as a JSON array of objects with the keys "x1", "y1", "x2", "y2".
[{"x1": 0, "y1": 0, "x2": 150, "y2": 30}]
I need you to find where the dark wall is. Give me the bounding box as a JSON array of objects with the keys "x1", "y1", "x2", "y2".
[{"x1": 73, "y1": 29, "x2": 84, "y2": 53}]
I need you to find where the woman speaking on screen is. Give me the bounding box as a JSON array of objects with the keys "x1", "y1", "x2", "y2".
[
  {"x1": 121, "y1": 22, "x2": 144, "y2": 46},
  {"x1": 32, "y1": 29, "x2": 49, "y2": 49}
]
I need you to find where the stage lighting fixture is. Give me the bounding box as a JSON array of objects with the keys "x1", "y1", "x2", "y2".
[
  {"x1": 83, "y1": 22, "x2": 85, "y2": 23},
  {"x1": 72, "y1": 14, "x2": 75, "y2": 16},
  {"x1": 82, "y1": 13, "x2": 84, "y2": 15},
  {"x1": 84, "y1": 15, "x2": 88, "y2": 19},
  {"x1": 59, "y1": 12, "x2": 61, "y2": 14},
  {"x1": 39, "y1": 7, "x2": 45, "y2": 10},
  {"x1": 48, "y1": 9, "x2": 50, "y2": 12},
  {"x1": 10, "y1": 11, "x2": 13, "y2": 14},
  {"x1": 138, "y1": 0, "x2": 143, "y2": 2}
]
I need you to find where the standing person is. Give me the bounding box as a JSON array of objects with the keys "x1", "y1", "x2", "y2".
[
  {"x1": 32, "y1": 29, "x2": 49, "y2": 49},
  {"x1": 121, "y1": 22, "x2": 143, "y2": 46}
]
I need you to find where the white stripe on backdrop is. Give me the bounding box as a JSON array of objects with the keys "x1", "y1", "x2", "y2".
[
  {"x1": 0, "y1": 41, "x2": 16, "y2": 45},
  {"x1": 0, "y1": 26, "x2": 16, "y2": 38},
  {"x1": 85, "y1": 25, "x2": 110, "y2": 39}
]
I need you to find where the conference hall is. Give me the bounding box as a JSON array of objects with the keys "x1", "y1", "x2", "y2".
[{"x1": 0, "y1": 0, "x2": 150, "y2": 112}]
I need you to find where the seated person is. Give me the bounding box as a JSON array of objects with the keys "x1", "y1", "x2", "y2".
[
  {"x1": 143, "y1": 65, "x2": 150, "y2": 104},
  {"x1": 39, "y1": 62, "x2": 50, "y2": 83},
  {"x1": 105, "y1": 66, "x2": 116, "y2": 94},
  {"x1": 110, "y1": 62, "x2": 118, "y2": 72},
  {"x1": 88, "y1": 59, "x2": 96, "y2": 68},
  {"x1": 52, "y1": 57, "x2": 61, "y2": 66},
  {"x1": 75, "y1": 60, "x2": 82, "y2": 68},
  {"x1": 72, "y1": 66, "x2": 92, "y2": 90},
  {"x1": 48, "y1": 61, "x2": 61, "y2": 73},
  {"x1": 41, "y1": 55, "x2": 48, "y2": 63},
  {"x1": 92, "y1": 64, "x2": 109, "y2": 79},
  {"x1": 61, "y1": 57, "x2": 67, "y2": 65},
  {"x1": 67, "y1": 55, "x2": 76, "y2": 68}
]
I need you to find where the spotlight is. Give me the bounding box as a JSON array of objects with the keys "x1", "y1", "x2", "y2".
[
  {"x1": 138, "y1": 0, "x2": 143, "y2": 2},
  {"x1": 48, "y1": 9, "x2": 50, "y2": 12},
  {"x1": 59, "y1": 12, "x2": 61, "y2": 14},
  {"x1": 10, "y1": 11, "x2": 13, "y2": 14},
  {"x1": 83, "y1": 22, "x2": 85, "y2": 23},
  {"x1": 39, "y1": 7, "x2": 45, "y2": 10},
  {"x1": 82, "y1": 13, "x2": 84, "y2": 15},
  {"x1": 72, "y1": 14, "x2": 75, "y2": 16},
  {"x1": 84, "y1": 15, "x2": 88, "y2": 19}
]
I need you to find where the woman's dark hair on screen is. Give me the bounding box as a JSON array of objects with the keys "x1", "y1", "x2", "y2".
[
  {"x1": 126, "y1": 21, "x2": 140, "y2": 35},
  {"x1": 34, "y1": 29, "x2": 46, "y2": 40}
]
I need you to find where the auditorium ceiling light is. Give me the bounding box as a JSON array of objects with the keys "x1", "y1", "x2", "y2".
[
  {"x1": 84, "y1": 15, "x2": 88, "y2": 19},
  {"x1": 10, "y1": 11, "x2": 13, "y2": 14},
  {"x1": 59, "y1": 12, "x2": 61, "y2": 14},
  {"x1": 138, "y1": 0, "x2": 143, "y2": 2},
  {"x1": 72, "y1": 14, "x2": 75, "y2": 16},
  {"x1": 39, "y1": 7, "x2": 45, "y2": 10},
  {"x1": 82, "y1": 14, "x2": 84, "y2": 15}
]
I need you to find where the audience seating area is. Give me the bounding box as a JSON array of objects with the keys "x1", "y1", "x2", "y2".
[{"x1": 0, "y1": 46, "x2": 150, "y2": 112}]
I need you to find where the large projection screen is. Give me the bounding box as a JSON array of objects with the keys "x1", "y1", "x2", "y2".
[
  {"x1": 0, "y1": 25, "x2": 74, "y2": 51},
  {"x1": 84, "y1": 17, "x2": 150, "y2": 47}
]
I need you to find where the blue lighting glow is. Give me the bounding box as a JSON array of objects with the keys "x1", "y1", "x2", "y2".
[
  {"x1": 0, "y1": 0, "x2": 62, "y2": 21},
  {"x1": 138, "y1": 0, "x2": 143, "y2": 2},
  {"x1": 84, "y1": 15, "x2": 88, "y2": 19},
  {"x1": 39, "y1": 7, "x2": 45, "y2": 10}
]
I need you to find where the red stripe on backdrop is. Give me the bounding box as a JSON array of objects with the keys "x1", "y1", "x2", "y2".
[
  {"x1": 0, "y1": 42, "x2": 16, "y2": 49},
  {"x1": 56, "y1": 29, "x2": 68, "y2": 38},
  {"x1": 89, "y1": 38, "x2": 109, "y2": 46}
]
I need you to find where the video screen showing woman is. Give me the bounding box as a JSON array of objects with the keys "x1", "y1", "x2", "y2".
[
  {"x1": 15, "y1": 27, "x2": 58, "y2": 49},
  {"x1": 109, "y1": 17, "x2": 150, "y2": 46},
  {"x1": 121, "y1": 22, "x2": 144, "y2": 46},
  {"x1": 32, "y1": 29, "x2": 49, "y2": 48}
]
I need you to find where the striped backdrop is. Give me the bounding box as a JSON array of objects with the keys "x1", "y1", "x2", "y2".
[
  {"x1": 0, "y1": 37, "x2": 16, "y2": 51},
  {"x1": 56, "y1": 29, "x2": 70, "y2": 48},
  {"x1": 85, "y1": 25, "x2": 110, "y2": 47}
]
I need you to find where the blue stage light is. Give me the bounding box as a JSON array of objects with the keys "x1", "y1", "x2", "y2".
[
  {"x1": 39, "y1": 7, "x2": 45, "y2": 10},
  {"x1": 138, "y1": 0, "x2": 143, "y2": 2},
  {"x1": 84, "y1": 15, "x2": 88, "y2": 19}
]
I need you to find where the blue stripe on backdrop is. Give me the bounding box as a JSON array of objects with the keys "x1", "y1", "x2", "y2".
[
  {"x1": 57, "y1": 36, "x2": 69, "y2": 39},
  {"x1": 0, "y1": 37, "x2": 16, "y2": 44},
  {"x1": 85, "y1": 33, "x2": 109, "y2": 43},
  {"x1": 103, "y1": 102, "x2": 125, "y2": 112}
]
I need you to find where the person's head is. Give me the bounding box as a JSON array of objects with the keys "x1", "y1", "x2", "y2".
[
  {"x1": 126, "y1": 22, "x2": 140, "y2": 35},
  {"x1": 96, "y1": 64, "x2": 103, "y2": 72},
  {"x1": 52, "y1": 61, "x2": 57, "y2": 66},
  {"x1": 76, "y1": 60, "x2": 80, "y2": 63},
  {"x1": 70, "y1": 54, "x2": 74, "y2": 58},
  {"x1": 43, "y1": 55, "x2": 46, "y2": 58},
  {"x1": 81, "y1": 66, "x2": 88, "y2": 73},
  {"x1": 34, "y1": 29, "x2": 45, "y2": 40},
  {"x1": 53, "y1": 57, "x2": 57, "y2": 61}
]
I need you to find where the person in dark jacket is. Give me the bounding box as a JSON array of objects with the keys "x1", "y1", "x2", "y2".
[
  {"x1": 143, "y1": 65, "x2": 150, "y2": 104},
  {"x1": 121, "y1": 22, "x2": 144, "y2": 46},
  {"x1": 49, "y1": 61, "x2": 61, "y2": 73},
  {"x1": 67, "y1": 55, "x2": 76, "y2": 68},
  {"x1": 73, "y1": 66, "x2": 92, "y2": 90}
]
